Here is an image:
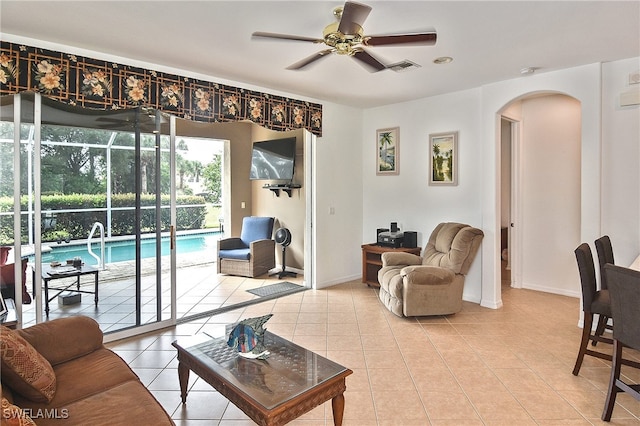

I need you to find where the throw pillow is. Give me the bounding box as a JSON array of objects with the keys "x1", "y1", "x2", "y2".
[
  {"x1": 0, "y1": 326, "x2": 56, "y2": 403},
  {"x1": 1, "y1": 397, "x2": 37, "y2": 426}
]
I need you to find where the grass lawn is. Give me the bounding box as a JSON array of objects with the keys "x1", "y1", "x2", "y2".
[{"x1": 204, "y1": 205, "x2": 222, "y2": 229}]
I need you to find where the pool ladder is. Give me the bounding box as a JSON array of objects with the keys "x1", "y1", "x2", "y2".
[{"x1": 87, "y1": 222, "x2": 105, "y2": 270}]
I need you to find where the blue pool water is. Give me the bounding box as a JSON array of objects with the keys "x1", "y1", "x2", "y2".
[{"x1": 36, "y1": 232, "x2": 220, "y2": 265}]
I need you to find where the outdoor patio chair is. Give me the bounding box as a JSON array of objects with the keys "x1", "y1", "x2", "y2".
[{"x1": 217, "y1": 216, "x2": 275, "y2": 278}]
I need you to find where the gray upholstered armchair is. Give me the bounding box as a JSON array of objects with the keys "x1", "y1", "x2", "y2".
[
  {"x1": 378, "y1": 222, "x2": 484, "y2": 317},
  {"x1": 217, "y1": 216, "x2": 275, "y2": 278}
]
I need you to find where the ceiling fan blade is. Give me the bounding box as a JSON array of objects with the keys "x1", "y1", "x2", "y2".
[
  {"x1": 338, "y1": 1, "x2": 372, "y2": 35},
  {"x1": 352, "y1": 49, "x2": 387, "y2": 72},
  {"x1": 364, "y1": 31, "x2": 437, "y2": 47},
  {"x1": 286, "y1": 49, "x2": 335, "y2": 70},
  {"x1": 252, "y1": 31, "x2": 323, "y2": 43}
]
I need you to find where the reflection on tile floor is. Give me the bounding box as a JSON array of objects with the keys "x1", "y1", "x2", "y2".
[
  {"x1": 99, "y1": 269, "x2": 640, "y2": 425},
  {"x1": 21, "y1": 256, "x2": 298, "y2": 332}
]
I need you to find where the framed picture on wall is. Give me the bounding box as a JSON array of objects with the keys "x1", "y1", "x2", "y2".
[
  {"x1": 429, "y1": 131, "x2": 458, "y2": 185},
  {"x1": 376, "y1": 127, "x2": 399, "y2": 175}
]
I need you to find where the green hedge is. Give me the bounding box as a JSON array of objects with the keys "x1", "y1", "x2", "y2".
[{"x1": 0, "y1": 193, "x2": 206, "y2": 244}]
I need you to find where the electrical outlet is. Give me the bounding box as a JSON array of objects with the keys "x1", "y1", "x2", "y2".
[{"x1": 630, "y1": 71, "x2": 640, "y2": 85}]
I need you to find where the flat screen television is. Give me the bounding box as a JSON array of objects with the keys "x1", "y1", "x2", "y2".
[{"x1": 249, "y1": 137, "x2": 296, "y2": 181}]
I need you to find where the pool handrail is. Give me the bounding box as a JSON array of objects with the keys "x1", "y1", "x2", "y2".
[{"x1": 88, "y1": 222, "x2": 105, "y2": 269}]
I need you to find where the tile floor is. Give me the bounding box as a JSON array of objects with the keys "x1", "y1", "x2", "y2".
[
  {"x1": 103, "y1": 266, "x2": 640, "y2": 425},
  {"x1": 21, "y1": 257, "x2": 287, "y2": 331}
]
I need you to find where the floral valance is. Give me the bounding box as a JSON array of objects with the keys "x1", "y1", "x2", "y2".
[{"x1": 0, "y1": 41, "x2": 322, "y2": 136}]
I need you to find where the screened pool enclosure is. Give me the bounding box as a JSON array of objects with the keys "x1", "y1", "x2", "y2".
[{"x1": 1, "y1": 92, "x2": 224, "y2": 337}]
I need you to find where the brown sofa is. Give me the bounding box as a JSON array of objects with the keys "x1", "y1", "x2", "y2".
[{"x1": 1, "y1": 316, "x2": 174, "y2": 425}]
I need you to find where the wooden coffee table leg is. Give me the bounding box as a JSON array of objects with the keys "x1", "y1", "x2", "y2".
[
  {"x1": 331, "y1": 392, "x2": 345, "y2": 426},
  {"x1": 177, "y1": 362, "x2": 190, "y2": 403}
]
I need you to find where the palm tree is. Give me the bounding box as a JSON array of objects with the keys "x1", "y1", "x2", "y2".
[
  {"x1": 191, "y1": 160, "x2": 203, "y2": 182},
  {"x1": 379, "y1": 132, "x2": 394, "y2": 170},
  {"x1": 432, "y1": 144, "x2": 442, "y2": 180}
]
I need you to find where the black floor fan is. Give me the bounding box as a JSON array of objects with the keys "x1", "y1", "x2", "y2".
[{"x1": 271, "y1": 228, "x2": 297, "y2": 279}]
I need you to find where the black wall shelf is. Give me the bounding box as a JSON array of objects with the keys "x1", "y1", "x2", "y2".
[{"x1": 263, "y1": 183, "x2": 301, "y2": 197}]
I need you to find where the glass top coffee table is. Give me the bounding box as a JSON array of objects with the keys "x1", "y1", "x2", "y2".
[{"x1": 172, "y1": 331, "x2": 352, "y2": 426}]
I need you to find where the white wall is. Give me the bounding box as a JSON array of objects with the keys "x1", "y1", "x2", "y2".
[
  {"x1": 601, "y1": 58, "x2": 640, "y2": 266},
  {"x1": 499, "y1": 118, "x2": 511, "y2": 231},
  {"x1": 480, "y1": 64, "x2": 604, "y2": 309},
  {"x1": 362, "y1": 89, "x2": 484, "y2": 302},
  {"x1": 360, "y1": 60, "x2": 639, "y2": 310},
  {"x1": 519, "y1": 95, "x2": 581, "y2": 296},
  {"x1": 313, "y1": 103, "x2": 365, "y2": 288}
]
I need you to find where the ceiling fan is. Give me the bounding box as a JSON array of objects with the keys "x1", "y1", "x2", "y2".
[{"x1": 252, "y1": 1, "x2": 437, "y2": 72}]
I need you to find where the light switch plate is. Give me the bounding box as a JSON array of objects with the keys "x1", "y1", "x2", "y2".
[{"x1": 620, "y1": 88, "x2": 640, "y2": 106}]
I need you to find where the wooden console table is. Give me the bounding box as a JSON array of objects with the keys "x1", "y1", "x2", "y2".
[{"x1": 361, "y1": 243, "x2": 421, "y2": 287}]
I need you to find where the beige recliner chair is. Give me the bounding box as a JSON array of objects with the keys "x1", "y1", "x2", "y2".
[{"x1": 378, "y1": 222, "x2": 484, "y2": 317}]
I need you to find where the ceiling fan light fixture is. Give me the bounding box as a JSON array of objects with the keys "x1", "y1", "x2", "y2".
[
  {"x1": 253, "y1": 1, "x2": 438, "y2": 72},
  {"x1": 433, "y1": 56, "x2": 453, "y2": 64}
]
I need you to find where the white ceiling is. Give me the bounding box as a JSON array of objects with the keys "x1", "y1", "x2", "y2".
[{"x1": 1, "y1": 1, "x2": 639, "y2": 108}]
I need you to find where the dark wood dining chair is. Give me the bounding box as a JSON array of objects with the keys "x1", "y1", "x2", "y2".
[
  {"x1": 573, "y1": 243, "x2": 613, "y2": 375},
  {"x1": 595, "y1": 236, "x2": 615, "y2": 290},
  {"x1": 593, "y1": 235, "x2": 615, "y2": 344},
  {"x1": 572, "y1": 243, "x2": 640, "y2": 376},
  {"x1": 601, "y1": 263, "x2": 640, "y2": 421}
]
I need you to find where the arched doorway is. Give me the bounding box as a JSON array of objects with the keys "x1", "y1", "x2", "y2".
[{"x1": 498, "y1": 93, "x2": 582, "y2": 302}]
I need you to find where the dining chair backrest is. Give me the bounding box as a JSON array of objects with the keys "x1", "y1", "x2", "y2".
[
  {"x1": 575, "y1": 243, "x2": 597, "y2": 312},
  {"x1": 595, "y1": 235, "x2": 615, "y2": 290},
  {"x1": 604, "y1": 263, "x2": 640, "y2": 350}
]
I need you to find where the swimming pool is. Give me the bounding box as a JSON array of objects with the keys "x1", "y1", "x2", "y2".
[{"x1": 36, "y1": 232, "x2": 221, "y2": 265}]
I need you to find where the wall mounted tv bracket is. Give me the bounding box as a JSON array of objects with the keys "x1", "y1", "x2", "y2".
[{"x1": 263, "y1": 183, "x2": 301, "y2": 197}]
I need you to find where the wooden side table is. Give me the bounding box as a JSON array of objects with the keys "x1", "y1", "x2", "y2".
[{"x1": 361, "y1": 243, "x2": 421, "y2": 287}]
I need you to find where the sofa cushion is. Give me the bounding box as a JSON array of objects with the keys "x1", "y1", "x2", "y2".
[
  {"x1": 0, "y1": 326, "x2": 56, "y2": 403},
  {"x1": 218, "y1": 248, "x2": 251, "y2": 260},
  {"x1": 27, "y1": 381, "x2": 174, "y2": 426},
  {"x1": 1, "y1": 397, "x2": 37, "y2": 425},
  {"x1": 12, "y1": 348, "x2": 139, "y2": 410},
  {"x1": 16, "y1": 316, "x2": 103, "y2": 366}
]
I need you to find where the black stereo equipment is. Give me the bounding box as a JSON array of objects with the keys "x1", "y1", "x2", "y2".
[
  {"x1": 376, "y1": 228, "x2": 389, "y2": 241},
  {"x1": 403, "y1": 231, "x2": 418, "y2": 248},
  {"x1": 378, "y1": 231, "x2": 404, "y2": 248}
]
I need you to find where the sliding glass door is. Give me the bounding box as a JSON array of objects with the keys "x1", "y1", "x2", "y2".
[{"x1": 1, "y1": 92, "x2": 176, "y2": 336}]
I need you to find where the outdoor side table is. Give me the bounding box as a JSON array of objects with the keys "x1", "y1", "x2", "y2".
[{"x1": 34, "y1": 264, "x2": 99, "y2": 316}]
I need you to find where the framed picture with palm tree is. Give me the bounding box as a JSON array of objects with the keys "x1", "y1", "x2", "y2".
[
  {"x1": 376, "y1": 127, "x2": 399, "y2": 175},
  {"x1": 429, "y1": 131, "x2": 458, "y2": 185}
]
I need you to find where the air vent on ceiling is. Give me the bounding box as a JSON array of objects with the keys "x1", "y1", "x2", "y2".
[{"x1": 387, "y1": 60, "x2": 421, "y2": 72}]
